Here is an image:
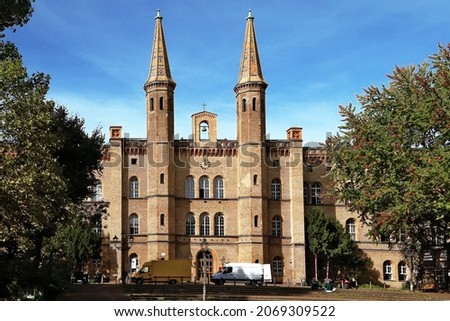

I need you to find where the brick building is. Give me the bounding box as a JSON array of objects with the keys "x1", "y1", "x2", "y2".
[{"x1": 93, "y1": 10, "x2": 407, "y2": 288}]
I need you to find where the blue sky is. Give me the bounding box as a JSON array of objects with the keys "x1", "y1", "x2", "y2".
[{"x1": 5, "y1": 0, "x2": 450, "y2": 144}]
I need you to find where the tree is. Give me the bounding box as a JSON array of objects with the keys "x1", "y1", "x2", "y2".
[
  {"x1": 306, "y1": 208, "x2": 328, "y2": 280},
  {"x1": 327, "y1": 43, "x2": 450, "y2": 283},
  {"x1": 0, "y1": 0, "x2": 35, "y2": 37},
  {"x1": 51, "y1": 106, "x2": 104, "y2": 202},
  {"x1": 48, "y1": 203, "x2": 104, "y2": 274},
  {"x1": 306, "y1": 208, "x2": 362, "y2": 280},
  {"x1": 0, "y1": 41, "x2": 105, "y2": 299}
]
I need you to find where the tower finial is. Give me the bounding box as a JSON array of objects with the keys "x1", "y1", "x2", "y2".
[
  {"x1": 155, "y1": 9, "x2": 162, "y2": 20},
  {"x1": 247, "y1": 9, "x2": 253, "y2": 20}
]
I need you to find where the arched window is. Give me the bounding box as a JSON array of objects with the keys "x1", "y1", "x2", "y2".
[
  {"x1": 311, "y1": 182, "x2": 322, "y2": 205},
  {"x1": 160, "y1": 213, "x2": 165, "y2": 226},
  {"x1": 129, "y1": 214, "x2": 139, "y2": 235},
  {"x1": 271, "y1": 178, "x2": 281, "y2": 199},
  {"x1": 185, "y1": 176, "x2": 195, "y2": 198},
  {"x1": 213, "y1": 176, "x2": 224, "y2": 199},
  {"x1": 383, "y1": 261, "x2": 393, "y2": 280},
  {"x1": 398, "y1": 261, "x2": 407, "y2": 281},
  {"x1": 214, "y1": 213, "x2": 224, "y2": 236},
  {"x1": 252, "y1": 97, "x2": 257, "y2": 111},
  {"x1": 150, "y1": 97, "x2": 154, "y2": 111},
  {"x1": 93, "y1": 180, "x2": 102, "y2": 202},
  {"x1": 242, "y1": 98, "x2": 246, "y2": 112},
  {"x1": 199, "y1": 176, "x2": 210, "y2": 199},
  {"x1": 272, "y1": 256, "x2": 283, "y2": 276},
  {"x1": 160, "y1": 173, "x2": 165, "y2": 184},
  {"x1": 254, "y1": 215, "x2": 259, "y2": 227},
  {"x1": 186, "y1": 213, "x2": 195, "y2": 236},
  {"x1": 303, "y1": 182, "x2": 308, "y2": 204},
  {"x1": 130, "y1": 177, "x2": 139, "y2": 198},
  {"x1": 272, "y1": 216, "x2": 282, "y2": 237},
  {"x1": 253, "y1": 174, "x2": 258, "y2": 185},
  {"x1": 346, "y1": 218, "x2": 356, "y2": 241},
  {"x1": 200, "y1": 213, "x2": 210, "y2": 236},
  {"x1": 159, "y1": 96, "x2": 164, "y2": 110}
]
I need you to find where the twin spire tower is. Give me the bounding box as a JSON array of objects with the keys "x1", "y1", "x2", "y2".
[{"x1": 144, "y1": 9, "x2": 267, "y2": 144}]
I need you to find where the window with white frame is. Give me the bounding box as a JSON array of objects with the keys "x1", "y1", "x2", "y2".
[
  {"x1": 213, "y1": 176, "x2": 224, "y2": 199},
  {"x1": 273, "y1": 256, "x2": 283, "y2": 276},
  {"x1": 199, "y1": 176, "x2": 210, "y2": 199},
  {"x1": 129, "y1": 214, "x2": 139, "y2": 235},
  {"x1": 383, "y1": 261, "x2": 393, "y2": 280},
  {"x1": 185, "y1": 176, "x2": 195, "y2": 198},
  {"x1": 311, "y1": 182, "x2": 322, "y2": 205},
  {"x1": 346, "y1": 218, "x2": 356, "y2": 241},
  {"x1": 93, "y1": 181, "x2": 102, "y2": 202},
  {"x1": 186, "y1": 213, "x2": 195, "y2": 236},
  {"x1": 272, "y1": 216, "x2": 282, "y2": 237},
  {"x1": 200, "y1": 213, "x2": 210, "y2": 236},
  {"x1": 398, "y1": 261, "x2": 407, "y2": 281},
  {"x1": 130, "y1": 177, "x2": 139, "y2": 198},
  {"x1": 271, "y1": 178, "x2": 281, "y2": 199},
  {"x1": 214, "y1": 213, "x2": 224, "y2": 236},
  {"x1": 93, "y1": 216, "x2": 102, "y2": 237}
]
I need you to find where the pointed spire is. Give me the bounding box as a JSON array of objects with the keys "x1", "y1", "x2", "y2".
[
  {"x1": 236, "y1": 9, "x2": 267, "y2": 86},
  {"x1": 145, "y1": 9, "x2": 175, "y2": 86}
]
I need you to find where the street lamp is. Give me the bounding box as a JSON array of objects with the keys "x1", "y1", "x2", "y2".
[
  {"x1": 200, "y1": 238, "x2": 208, "y2": 301},
  {"x1": 111, "y1": 233, "x2": 134, "y2": 284}
]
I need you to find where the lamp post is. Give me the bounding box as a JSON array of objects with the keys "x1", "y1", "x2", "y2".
[
  {"x1": 111, "y1": 233, "x2": 134, "y2": 285},
  {"x1": 200, "y1": 238, "x2": 208, "y2": 301}
]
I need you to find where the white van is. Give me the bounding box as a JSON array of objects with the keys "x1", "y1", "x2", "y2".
[{"x1": 211, "y1": 263, "x2": 272, "y2": 285}]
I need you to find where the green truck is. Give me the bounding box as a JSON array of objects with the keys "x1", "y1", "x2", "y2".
[{"x1": 130, "y1": 259, "x2": 192, "y2": 284}]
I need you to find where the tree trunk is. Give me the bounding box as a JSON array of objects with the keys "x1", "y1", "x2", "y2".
[
  {"x1": 314, "y1": 253, "x2": 318, "y2": 280},
  {"x1": 326, "y1": 258, "x2": 330, "y2": 279}
]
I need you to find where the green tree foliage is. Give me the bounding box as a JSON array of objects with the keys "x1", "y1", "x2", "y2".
[
  {"x1": 327, "y1": 43, "x2": 450, "y2": 272},
  {"x1": 51, "y1": 106, "x2": 104, "y2": 202},
  {"x1": 49, "y1": 204, "x2": 104, "y2": 273},
  {"x1": 0, "y1": 41, "x2": 105, "y2": 299},
  {"x1": 0, "y1": 0, "x2": 35, "y2": 37},
  {"x1": 306, "y1": 208, "x2": 327, "y2": 280},
  {"x1": 306, "y1": 208, "x2": 363, "y2": 280}
]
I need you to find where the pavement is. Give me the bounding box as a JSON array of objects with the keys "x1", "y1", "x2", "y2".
[
  {"x1": 58, "y1": 284, "x2": 130, "y2": 301},
  {"x1": 56, "y1": 284, "x2": 450, "y2": 301}
]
